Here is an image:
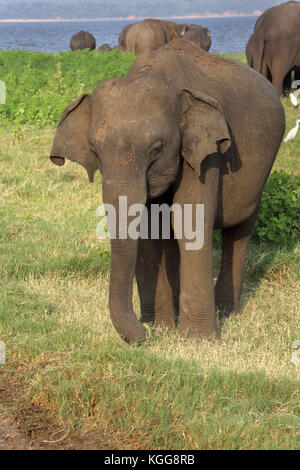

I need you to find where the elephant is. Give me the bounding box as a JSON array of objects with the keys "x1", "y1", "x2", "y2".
[
  {"x1": 50, "y1": 39, "x2": 285, "y2": 344},
  {"x1": 122, "y1": 19, "x2": 185, "y2": 54},
  {"x1": 182, "y1": 25, "x2": 211, "y2": 51},
  {"x1": 70, "y1": 31, "x2": 96, "y2": 51},
  {"x1": 246, "y1": 2, "x2": 300, "y2": 95},
  {"x1": 98, "y1": 44, "x2": 112, "y2": 52},
  {"x1": 112, "y1": 45, "x2": 127, "y2": 52},
  {"x1": 119, "y1": 23, "x2": 136, "y2": 48}
]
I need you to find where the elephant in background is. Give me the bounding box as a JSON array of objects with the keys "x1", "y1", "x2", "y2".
[
  {"x1": 182, "y1": 25, "x2": 211, "y2": 51},
  {"x1": 119, "y1": 20, "x2": 211, "y2": 54},
  {"x1": 98, "y1": 44, "x2": 112, "y2": 52},
  {"x1": 119, "y1": 23, "x2": 136, "y2": 48},
  {"x1": 70, "y1": 31, "x2": 96, "y2": 51},
  {"x1": 112, "y1": 45, "x2": 127, "y2": 52},
  {"x1": 246, "y1": 1, "x2": 300, "y2": 95},
  {"x1": 123, "y1": 19, "x2": 183, "y2": 55},
  {"x1": 50, "y1": 40, "x2": 285, "y2": 344}
]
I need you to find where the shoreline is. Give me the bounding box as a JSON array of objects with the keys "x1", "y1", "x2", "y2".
[{"x1": 0, "y1": 13, "x2": 261, "y2": 23}]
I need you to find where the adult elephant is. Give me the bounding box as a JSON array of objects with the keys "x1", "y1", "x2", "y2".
[
  {"x1": 246, "y1": 1, "x2": 300, "y2": 95},
  {"x1": 182, "y1": 24, "x2": 211, "y2": 51},
  {"x1": 119, "y1": 23, "x2": 136, "y2": 48},
  {"x1": 123, "y1": 19, "x2": 184, "y2": 54},
  {"x1": 70, "y1": 31, "x2": 96, "y2": 51},
  {"x1": 50, "y1": 40, "x2": 285, "y2": 344}
]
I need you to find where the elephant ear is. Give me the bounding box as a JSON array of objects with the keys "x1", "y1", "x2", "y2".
[
  {"x1": 50, "y1": 94, "x2": 100, "y2": 183},
  {"x1": 180, "y1": 88, "x2": 231, "y2": 177},
  {"x1": 58, "y1": 94, "x2": 89, "y2": 126}
]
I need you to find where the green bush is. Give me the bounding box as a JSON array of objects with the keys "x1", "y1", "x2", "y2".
[
  {"x1": 0, "y1": 49, "x2": 135, "y2": 128},
  {"x1": 254, "y1": 171, "x2": 300, "y2": 245}
]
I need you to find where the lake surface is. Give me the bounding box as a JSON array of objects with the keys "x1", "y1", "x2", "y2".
[{"x1": 0, "y1": 16, "x2": 257, "y2": 54}]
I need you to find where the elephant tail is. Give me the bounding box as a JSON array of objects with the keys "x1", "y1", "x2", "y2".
[{"x1": 252, "y1": 35, "x2": 270, "y2": 74}]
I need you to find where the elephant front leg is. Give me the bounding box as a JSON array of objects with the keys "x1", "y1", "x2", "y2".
[
  {"x1": 154, "y1": 238, "x2": 179, "y2": 329},
  {"x1": 173, "y1": 162, "x2": 219, "y2": 340}
]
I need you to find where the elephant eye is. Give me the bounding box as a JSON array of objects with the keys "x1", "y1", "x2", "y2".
[{"x1": 149, "y1": 140, "x2": 163, "y2": 159}]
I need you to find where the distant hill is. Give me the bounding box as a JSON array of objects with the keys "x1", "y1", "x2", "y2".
[{"x1": 0, "y1": 1, "x2": 286, "y2": 20}]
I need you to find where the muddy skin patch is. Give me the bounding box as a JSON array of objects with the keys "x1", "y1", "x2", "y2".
[{"x1": 136, "y1": 65, "x2": 153, "y2": 75}]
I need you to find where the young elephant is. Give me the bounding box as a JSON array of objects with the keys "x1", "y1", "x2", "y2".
[
  {"x1": 182, "y1": 25, "x2": 211, "y2": 51},
  {"x1": 70, "y1": 31, "x2": 96, "y2": 51},
  {"x1": 50, "y1": 40, "x2": 285, "y2": 344}
]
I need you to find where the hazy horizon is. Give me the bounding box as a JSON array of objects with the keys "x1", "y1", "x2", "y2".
[{"x1": 0, "y1": 1, "x2": 287, "y2": 20}]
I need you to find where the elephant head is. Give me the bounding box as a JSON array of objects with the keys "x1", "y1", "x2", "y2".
[
  {"x1": 50, "y1": 73, "x2": 231, "y2": 343},
  {"x1": 182, "y1": 25, "x2": 212, "y2": 51}
]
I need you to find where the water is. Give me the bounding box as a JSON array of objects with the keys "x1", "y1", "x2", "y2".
[{"x1": 0, "y1": 16, "x2": 257, "y2": 54}]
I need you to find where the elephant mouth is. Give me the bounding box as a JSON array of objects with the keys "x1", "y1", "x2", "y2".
[
  {"x1": 148, "y1": 181, "x2": 172, "y2": 199},
  {"x1": 50, "y1": 156, "x2": 65, "y2": 166}
]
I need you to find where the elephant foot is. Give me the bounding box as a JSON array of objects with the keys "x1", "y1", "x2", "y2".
[
  {"x1": 178, "y1": 320, "x2": 218, "y2": 341},
  {"x1": 140, "y1": 310, "x2": 155, "y2": 324},
  {"x1": 155, "y1": 312, "x2": 177, "y2": 330},
  {"x1": 141, "y1": 307, "x2": 177, "y2": 330},
  {"x1": 215, "y1": 296, "x2": 241, "y2": 319}
]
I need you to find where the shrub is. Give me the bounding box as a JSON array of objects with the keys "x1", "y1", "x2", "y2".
[
  {"x1": 0, "y1": 49, "x2": 135, "y2": 128},
  {"x1": 254, "y1": 171, "x2": 300, "y2": 245}
]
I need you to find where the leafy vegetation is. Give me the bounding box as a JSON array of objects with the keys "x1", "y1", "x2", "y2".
[
  {"x1": 255, "y1": 172, "x2": 300, "y2": 245},
  {"x1": 0, "y1": 49, "x2": 135, "y2": 128},
  {"x1": 0, "y1": 51, "x2": 299, "y2": 449}
]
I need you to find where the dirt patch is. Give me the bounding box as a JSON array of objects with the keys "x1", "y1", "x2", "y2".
[
  {"x1": 0, "y1": 380, "x2": 115, "y2": 450},
  {"x1": 0, "y1": 421, "x2": 31, "y2": 450}
]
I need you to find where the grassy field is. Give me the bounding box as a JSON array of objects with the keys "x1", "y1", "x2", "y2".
[{"x1": 0, "y1": 50, "x2": 299, "y2": 450}]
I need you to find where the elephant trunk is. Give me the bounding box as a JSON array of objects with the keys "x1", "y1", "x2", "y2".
[{"x1": 102, "y1": 177, "x2": 147, "y2": 344}]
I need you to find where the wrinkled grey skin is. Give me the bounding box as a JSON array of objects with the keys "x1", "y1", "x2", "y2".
[
  {"x1": 182, "y1": 25, "x2": 211, "y2": 51},
  {"x1": 70, "y1": 31, "x2": 96, "y2": 51},
  {"x1": 246, "y1": 1, "x2": 300, "y2": 95},
  {"x1": 50, "y1": 40, "x2": 285, "y2": 344}
]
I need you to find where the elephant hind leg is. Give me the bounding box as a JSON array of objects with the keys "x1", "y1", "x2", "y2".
[
  {"x1": 136, "y1": 231, "x2": 179, "y2": 330},
  {"x1": 262, "y1": 60, "x2": 272, "y2": 82},
  {"x1": 154, "y1": 238, "x2": 179, "y2": 329},
  {"x1": 136, "y1": 237, "x2": 161, "y2": 324},
  {"x1": 271, "y1": 62, "x2": 291, "y2": 96},
  {"x1": 283, "y1": 72, "x2": 293, "y2": 94},
  {"x1": 215, "y1": 211, "x2": 258, "y2": 318}
]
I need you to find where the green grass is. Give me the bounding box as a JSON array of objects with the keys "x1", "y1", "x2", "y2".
[{"x1": 0, "y1": 51, "x2": 299, "y2": 450}]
